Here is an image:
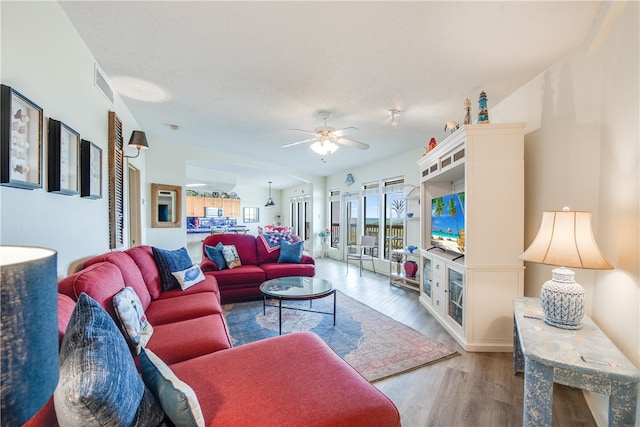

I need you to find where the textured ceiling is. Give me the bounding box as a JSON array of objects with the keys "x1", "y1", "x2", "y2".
[{"x1": 59, "y1": 1, "x2": 601, "y2": 189}]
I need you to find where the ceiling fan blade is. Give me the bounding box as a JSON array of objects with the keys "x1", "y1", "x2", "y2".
[
  {"x1": 337, "y1": 137, "x2": 369, "y2": 150},
  {"x1": 281, "y1": 138, "x2": 317, "y2": 148},
  {"x1": 332, "y1": 127, "x2": 358, "y2": 137},
  {"x1": 290, "y1": 128, "x2": 318, "y2": 136}
]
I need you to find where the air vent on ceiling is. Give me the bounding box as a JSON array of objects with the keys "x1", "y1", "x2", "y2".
[{"x1": 94, "y1": 63, "x2": 114, "y2": 104}]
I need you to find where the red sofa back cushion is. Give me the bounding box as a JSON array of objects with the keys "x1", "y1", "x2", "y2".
[
  {"x1": 58, "y1": 262, "x2": 125, "y2": 318},
  {"x1": 125, "y1": 245, "x2": 163, "y2": 300},
  {"x1": 83, "y1": 251, "x2": 152, "y2": 309},
  {"x1": 203, "y1": 234, "x2": 258, "y2": 266}
]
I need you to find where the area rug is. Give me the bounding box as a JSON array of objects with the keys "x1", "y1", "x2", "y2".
[{"x1": 222, "y1": 291, "x2": 458, "y2": 381}]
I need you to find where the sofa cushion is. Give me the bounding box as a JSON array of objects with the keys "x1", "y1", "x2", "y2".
[
  {"x1": 261, "y1": 262, "x2": 316, "y2": 280},
  {"x1": 146, "y1": 314, "x2": 232, "y2": 364},
  {"x1": 152, "y1": 247, "x2": 193, "y2": 291},
  {"x1": 58, "y1": 262, "x2": 125, "y2": 318},
  {"x1": 172, "y1": 264, "x2": 205, "y2": 290},
  {"x1": 140, "y1": 348, "x2": 205, "y2": 427},
  {"x1": 169, "y1": 332, "x2": 400, "y2": 427},
  {"x1": 126, "y1": 246, "x2": 163, "y2": 300},
  {"x1": 278, "y1": 240, "x2": 304, "y2": 264},
  {"x1": 221, "y1": 245, "x2": 242, "y2": 269},
  {"x1": 156, "y1": 275, "x2": 220, "y2": 302},
  {"x1": 204, "y1": 243, "x2": 227, "y2": 270},
  {"x1": 113, "y1": 287, "x2": 154, "y2": 354},
  {"x1": 145, "y1": 292, "x2": 222, "y2": 325},
  {"x1": 54, "y1": 293, "x2": 165, "y2": 427},
  {"x1": 83, "y1": 251, "x2": 152, "y2": 310},
  {"x1": 206, "y1": 265, "x2": 266, "y2": 286}
]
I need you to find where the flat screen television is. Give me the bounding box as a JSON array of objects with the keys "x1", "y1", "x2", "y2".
[{"x1": 431, "y1": 191, "x2": 465, "y2": 254}]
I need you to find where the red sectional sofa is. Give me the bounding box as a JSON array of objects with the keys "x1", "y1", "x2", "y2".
[
  {"x1": 200, "y1": 233, "x2": 315, "y2": 303},
  {"x1": 29, "y1": 244, "x2": 400, "y2": 427}
]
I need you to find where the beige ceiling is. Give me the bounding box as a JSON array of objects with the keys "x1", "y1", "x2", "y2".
[{"x1": 59, "y1": 1, "x2": 601, "y2": 189}]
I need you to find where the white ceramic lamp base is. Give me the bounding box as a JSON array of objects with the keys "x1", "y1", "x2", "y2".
[{"x1": 540, "y1": 267, "x2": 585, "y2": 329}]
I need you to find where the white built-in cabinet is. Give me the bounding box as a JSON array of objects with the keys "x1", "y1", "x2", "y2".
[{"x1": 418, "y1": 123, "x2": 525, "y2": 352}]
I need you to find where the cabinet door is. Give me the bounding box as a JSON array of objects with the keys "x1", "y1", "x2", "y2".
[
  {"x1": 186, "y1": 196, "x2": 195, "y2": 217},
  {"x1": 432, "y1": 259, "x2": 446, "y2": 317},
  {"x1": 421, "y1": 255, "x2": 432, "y2": 299},
  {"x1": 447, "y1": 265, "x2": 464, "y2": 328},
  {"x1": 187, "y1": 196, "x2": 206, "y2": 217}
]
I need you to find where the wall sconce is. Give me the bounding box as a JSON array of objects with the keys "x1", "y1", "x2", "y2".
[
  {"x1": 1, "y1": 246, "x2": 59, "y2": 425},
  {"x1": 265, "y1": 181, "x2": 275, "y2": 208},
  {"x1": 123, "y1": 130, "x2": 149, "y2": 158},
  {"x1": 519, "y1": 208, "x2": 614, "y2": 329}
]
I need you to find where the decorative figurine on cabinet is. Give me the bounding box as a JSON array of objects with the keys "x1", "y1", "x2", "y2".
[
  {"x1": 478, "y1": 91, "x2": 490, "y2": 123},
  {"x1": 428, "y1": 137, "x2": 437, "y2": 152},
  {"x1": 463, "y1": 98, "x2": 472, "y2": 125},
  {"x1": 444, "y1": 121, "x2": 459, "y2": 134}
]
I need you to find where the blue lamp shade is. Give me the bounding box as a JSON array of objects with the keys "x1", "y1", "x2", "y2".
[{"x1": 1, "y1": 246, "x2": 59, "y2": 425}]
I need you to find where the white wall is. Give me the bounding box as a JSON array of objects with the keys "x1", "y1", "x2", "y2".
[
  {"x1": 0, "y1": 2, "x2": 143, "y2": 277},
  {"x1": 492, "y1": 2, "x2": 639, "y2": 424}
]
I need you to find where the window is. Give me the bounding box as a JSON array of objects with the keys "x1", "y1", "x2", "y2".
[
  {"x1": 383, "y1": 178, "x2": 405, "y2": 259},
  {"x1": 329, "y1": 190, "x2": 340, "y2": 248},
  {"x1": 243, "y1": 207, "x2": 259, "y2": 223},
  {"x1": 362, "y1": 183, "x2": 380, "y2": 257},
  {"x1": 290, "y1": 195, "x2": 310, "y2": 240},
  {"x1": 345, "y1": 195, "x2": 359, "y2": 249}
]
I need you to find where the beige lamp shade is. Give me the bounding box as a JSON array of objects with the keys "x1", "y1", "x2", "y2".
[{"x1": 519, "y1": 210, "x2": 613, "y2": 270}]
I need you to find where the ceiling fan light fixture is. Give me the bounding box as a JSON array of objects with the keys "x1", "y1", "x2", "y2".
[{"x1": 310, "y1": 140, "x2": 339, "y2": 155}]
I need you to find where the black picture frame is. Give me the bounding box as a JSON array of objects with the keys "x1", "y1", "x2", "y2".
[
  {"x1": 0, "y1": 84, "x2": 44, "y2": 189},
  {"x1": 80, "y1": 139, "x2": 102, "y2": 199},
  {"x1": 47, "y1": 118, "x2": 80, "y2": 195}
]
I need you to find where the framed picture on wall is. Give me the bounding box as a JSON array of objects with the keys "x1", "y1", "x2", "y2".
[
  {"x1": 48, "y1": 118, "x2": 80, "y2": 195},
  {"x1": 0, "y1": 84, "x2": 44, "y2": 189},
  {"x1": 80, "y1": 139, "x2": 102, "y2": 199}
]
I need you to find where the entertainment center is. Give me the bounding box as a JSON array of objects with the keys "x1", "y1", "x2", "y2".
[{"x1": 418, "y1": 123, "x2": 525, "y2": 352}]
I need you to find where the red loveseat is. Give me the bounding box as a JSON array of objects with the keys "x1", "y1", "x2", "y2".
[
  {"x1": 28, "y1": 245, "x2": 400, "y2": 427},
  {"x1": 200, "y1": 233, "x2": 315, "y2": 303}
]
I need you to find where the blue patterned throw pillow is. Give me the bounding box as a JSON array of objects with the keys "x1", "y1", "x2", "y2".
[
  {"x1": 54, "y1": 293, "x2": 165, "y2": 426},
  {"x1": 278, "y1": 240, "x2": 304, "y2": 264},
  {"x1": 172, "y1": 264, "x2": 205, "y2": 290},
  {"x1": 152, "y1": 246, "x2": 193, "y2": 291},
  {"x1": 204, "y1": 242, "x2": 227, "y2": 270}
]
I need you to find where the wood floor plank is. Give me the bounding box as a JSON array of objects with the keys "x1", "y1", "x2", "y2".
[{"x1": 316, "y1": 258, "x2": 597, "y2": 427}]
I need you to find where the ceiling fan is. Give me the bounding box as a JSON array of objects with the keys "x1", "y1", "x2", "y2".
[{"x1": 282, "y1": 111, "x2": 369, "y2": 155}]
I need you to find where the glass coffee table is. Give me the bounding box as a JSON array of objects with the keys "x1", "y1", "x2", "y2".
[{"x1": 260, "y1": 276, "x2": 336, "y2": 335}]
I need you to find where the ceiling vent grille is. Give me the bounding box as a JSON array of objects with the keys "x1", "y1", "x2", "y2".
[{"x1": 94, "y1": 63, "x2": 114, "y2": 104}]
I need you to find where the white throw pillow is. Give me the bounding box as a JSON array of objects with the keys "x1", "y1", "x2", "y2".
[{"x1": 171, "y1": 264, "x2": 205, "y2": 290}]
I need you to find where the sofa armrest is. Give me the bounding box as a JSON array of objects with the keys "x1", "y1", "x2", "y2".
[
  {"x1": 200, "y1": 258, "x2": 219, "y2": 273},
  {"x1": 301, "y1": 254, "x2": 315, "y2": 265}
]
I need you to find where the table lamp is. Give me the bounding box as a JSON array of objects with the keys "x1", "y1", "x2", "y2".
[
  {"x1": 1, "y1": 246, "x2": 59, "y2": 425},
  {"x1": 519, "y1": 209, "x2": 613, "y2": 329}
]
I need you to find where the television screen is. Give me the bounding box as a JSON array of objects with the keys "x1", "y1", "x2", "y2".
[{"x1": 431, "y1": 192, "x2": 465, "y2": 253}]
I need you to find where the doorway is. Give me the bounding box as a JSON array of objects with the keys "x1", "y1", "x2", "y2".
[{"x1": 127, "y1": 165, "x2": 142, "y2": 247}]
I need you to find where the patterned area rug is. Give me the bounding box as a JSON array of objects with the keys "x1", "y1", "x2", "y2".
[{"x1": 223, "y1": 291, "x2": 458, "y2": 381}]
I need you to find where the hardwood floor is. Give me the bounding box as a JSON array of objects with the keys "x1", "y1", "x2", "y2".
[{"x1": 315, "y1": 257, "x2": 597, "y2": 427}]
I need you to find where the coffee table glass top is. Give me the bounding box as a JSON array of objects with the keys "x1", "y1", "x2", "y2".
[{"x1": 260, "y1": 276, "x2": 333, "y2": 299}]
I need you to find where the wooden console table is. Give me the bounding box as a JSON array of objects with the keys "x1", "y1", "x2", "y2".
[{"x1": 513, "y1": 297, "x2": 639, "y2": 426}]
